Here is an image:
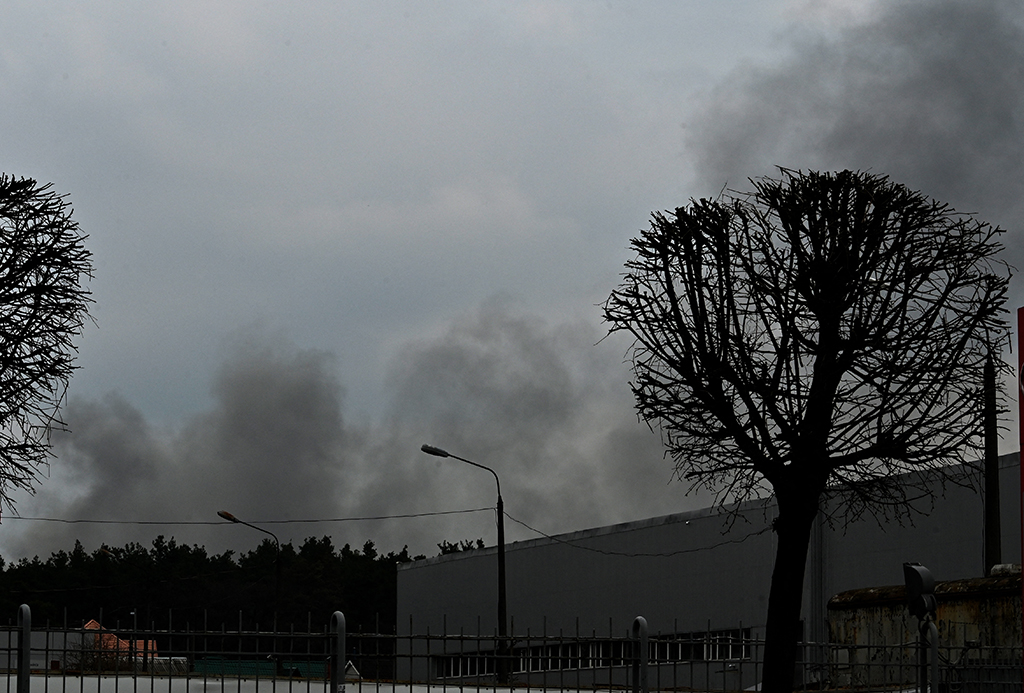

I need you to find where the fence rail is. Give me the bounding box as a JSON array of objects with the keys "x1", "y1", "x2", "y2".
[{"x1": 1, "y1": 606, "x2": 1020, "y2": 693}]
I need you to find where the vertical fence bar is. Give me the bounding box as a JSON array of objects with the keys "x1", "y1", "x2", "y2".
[
  {"x1": 17, "y1": 604, "x2": 31, "y2": 693},
  {"x1": 329, "y1": 612, "x2": 346, "y2": 693},
  {"x1": 331, "y1": 610, "x2": 348, "y2": 691},
  {"x1": 426, "y1": 623, "x2": 433, "y2": 693},
  {"x1": 741, "y1": 630, "x2": 747, "y2": 692},
  {"x1": 43, "y1": 623, "x2": 50, "y2": 693},
  {"x1": 631, "y1": 617, "x2": 648, "y2": 693},
  {"x1": 925, "y1": 620, "x2": 939, "y2": 693},
  {"x1": 543, "y1": 617, "x2": 550, "y2": 691},
  {"x1": 574, "y1": 617, "x2": 581, "y2": 693}
]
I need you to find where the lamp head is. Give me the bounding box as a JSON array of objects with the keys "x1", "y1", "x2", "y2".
[
  {"x1": 903, "y1": 562, "x2": 937, "y2": 620},
  {"x1": 217, "y1": 510, "x2": 240, "y2": 523},
  {"x1": 421, "y1": 444, "x2": 450, "y2": 458}
]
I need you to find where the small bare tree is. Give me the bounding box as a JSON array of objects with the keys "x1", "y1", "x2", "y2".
[
  {"x1": 603, "y1": 169, "x2": 1009, "y2": 692},
  {"x1": 0, "y1": 176, "x2": 92, "y2": 508}
]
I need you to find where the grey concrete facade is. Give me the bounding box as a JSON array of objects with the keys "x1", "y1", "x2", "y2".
[{"x1": 397, "y1": 452, "x2": 1021, "y2": 642}]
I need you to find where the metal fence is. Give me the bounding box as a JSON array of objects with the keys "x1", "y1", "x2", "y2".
[
  {"x1": 396, "y1": 619, "x2": 1022, "y2": 692},
  {"x1": 1, "y1": 606, "x2": 1020, "y2": 693}
]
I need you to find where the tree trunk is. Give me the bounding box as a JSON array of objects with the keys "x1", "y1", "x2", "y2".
[{"x1": 760, "y1": 493, "x2": 819, "y2": 693}]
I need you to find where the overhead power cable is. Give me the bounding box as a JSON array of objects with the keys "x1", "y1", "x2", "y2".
[{"x1": 4, "y1": 507, "x2": 493, "y2": 526}]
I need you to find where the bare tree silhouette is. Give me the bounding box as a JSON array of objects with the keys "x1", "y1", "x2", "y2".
[
  {"x1": 0, "y1": 175, "x2": 92, "y2": 508},
  {"x1": 604, "y1": 169, "x2": 1010, "y2": 692}
]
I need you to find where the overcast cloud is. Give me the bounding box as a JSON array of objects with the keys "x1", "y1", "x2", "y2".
[{"x1": 0, "y1": 0, "x2": 1021, "y2": 561}]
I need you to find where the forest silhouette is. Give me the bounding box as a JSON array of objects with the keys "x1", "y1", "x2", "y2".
[{"x1": 0, "y1": 535, "x2": 423, "y2": 634}]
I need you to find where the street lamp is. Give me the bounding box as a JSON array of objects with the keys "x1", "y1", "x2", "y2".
[
  {"x1": 420, "y1": 444, "x2": 509, "y2": 681},
  {"x1": 217, "y1": 510, "x2": 281, "y2": 616}
]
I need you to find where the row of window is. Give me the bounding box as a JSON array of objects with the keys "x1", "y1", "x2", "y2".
[
  {"x1": 433, "y1": 628, "x2": 753, "y2": 679},
  {"x1": 653, "y1": 628, "x2": 752, "y2": 662}
]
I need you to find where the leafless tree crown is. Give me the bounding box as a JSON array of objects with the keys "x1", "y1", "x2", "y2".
[
  {"x1": 604, "y1": 169, "x2": 1010, "y2": 521},
  {"x1": 0, "y1": 176, "x2": 93, "y2": 508}
]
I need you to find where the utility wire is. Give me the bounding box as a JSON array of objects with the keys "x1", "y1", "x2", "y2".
[{"x1": 4, "y1": 507, "x2": 493, "y2": 526}]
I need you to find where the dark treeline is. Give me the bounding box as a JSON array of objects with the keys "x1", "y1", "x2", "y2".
[{"x1": 0, "y1": 535, "x2": 425, "y2": 634}]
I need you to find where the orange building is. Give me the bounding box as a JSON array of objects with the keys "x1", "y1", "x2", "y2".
[{"x1": 83, "y1": 620, "x2": 157, "y2": 660}]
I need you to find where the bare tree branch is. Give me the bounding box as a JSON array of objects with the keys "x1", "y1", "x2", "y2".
[{"x1": 0, "y1": 176, "x2": 93, "y2": 510}]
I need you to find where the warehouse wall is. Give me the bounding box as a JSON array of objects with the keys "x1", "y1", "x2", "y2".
[{"x1": 398, "y1": 452, "x2": 1021, "y2": 640}]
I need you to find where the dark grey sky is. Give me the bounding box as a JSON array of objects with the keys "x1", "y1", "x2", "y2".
[{"x1": 1, "y1": 0, "x2": 1021, "y2": 561}]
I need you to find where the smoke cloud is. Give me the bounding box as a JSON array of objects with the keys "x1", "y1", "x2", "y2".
[
  {"x1": 690, "y1": 0, "x2": 1024, "y2": 224},
  {"x1": 1, "y1": 303, "x2": 687, "y2": 562},
  {"x1": 685, "y1": 0, "x2": 1024, "y2": 446}
]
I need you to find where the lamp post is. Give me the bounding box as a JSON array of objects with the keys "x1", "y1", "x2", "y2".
[
  {"x1": 217, "y1": 510, "x2": 281, "y2": 617},
  {"x1": 420, "y1": 444, "x2": 509, "y2": 682}
]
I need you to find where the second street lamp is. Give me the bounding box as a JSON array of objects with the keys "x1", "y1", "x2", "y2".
[
  {"x1": 217, "y1": 510, "x2": 281, "y2": 617},
  {"x1": 420, "y1": 444, "x2": 509, "y2": 682}
]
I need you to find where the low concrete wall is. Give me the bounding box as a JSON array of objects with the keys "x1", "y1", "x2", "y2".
[{"x1": 827, "y1": 572, "x2": 1022, "y2": 689}]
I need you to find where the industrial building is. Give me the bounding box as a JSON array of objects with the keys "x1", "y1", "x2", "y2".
[{"x1": 396, "y1": 452, "x2": 1020, "y2": 686}]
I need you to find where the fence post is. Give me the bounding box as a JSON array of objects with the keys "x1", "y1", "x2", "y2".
[
  {"x1": 330, "y1": 611, "x2": 346, "y2": 693},
  {"x1": 904, "y1": 563, "x2": 938, "y2": 693},
  {"x1": 920, "y1": 620, "x2": 939, "y2": 693},
  {"x1": 632, "y1": 616, "x2": 648, "y2": 693},
  {"x1": 17, "y1": 604, "x2": 31, "y2": 693}
]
